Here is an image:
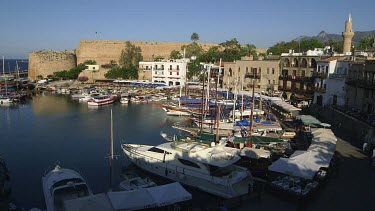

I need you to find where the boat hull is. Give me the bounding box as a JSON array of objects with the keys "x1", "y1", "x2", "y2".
[{"x1": 122, "y1": 145, "x2": 252, "y2": 199}]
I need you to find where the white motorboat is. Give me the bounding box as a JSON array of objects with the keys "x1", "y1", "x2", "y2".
[
  {"x1": 87, "y1": 95, "x2": 116, "y2": 106},
  {"x1": 120, "y1": 96, "x2": 129, "y2": 104},
  {"x1": 0, "y1": 96, "x2": 14, "y2": 105},
  {"x1": 162, "y1": 107, "x2": 190, "y2": 116},
  {"x1": 121, "y1": 142, "x2": 253, "y2": 199},
  {"x1": 42, "y1": 165, "x2": 93, "y2": 211}
]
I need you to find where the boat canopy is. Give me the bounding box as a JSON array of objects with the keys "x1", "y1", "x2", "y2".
[
  {"x1": 63, "y1": 193, "x2": 114, "y2": 211},
  {"x1": 107, "y1": 182, "x2": 191, "y2": 210},
  {"x1": 295, "y1": 115, "x2": 322, "y2": 126},
  {"x1": 268, "y1": 128, "x2": 337, "y2": 180}
]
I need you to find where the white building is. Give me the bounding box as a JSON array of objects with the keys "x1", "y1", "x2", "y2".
[
  {"x1": 139, "y1": 59, "x2": 189, "y2": 86},
  {"x1": 84, "y1": 65, "x2": 100, "y2": 72},
  {"x1": 314, "y1": 57, "x2": 349, "y2": 106}
]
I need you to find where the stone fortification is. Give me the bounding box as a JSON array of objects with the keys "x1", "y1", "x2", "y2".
[
  {"x1": 28, "y1": 50, "x2": 76, "y2": 80},
  {"x1": 75, "y1": 40, "x2": 218, "y2": 65}
]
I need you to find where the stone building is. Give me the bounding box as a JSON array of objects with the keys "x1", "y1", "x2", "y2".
[
  {"x1": 28, "y1": 50, "x2": 76, "y2": 80},
  {"x1": 223, "y1": 57, "x2": 280, "y2": 94},
  {"x1": 346, "y1": 59, "x2": 375, "y2": 114},
  {"x1": 279, "y1": 49, "x2": 331, "y2": 101}
]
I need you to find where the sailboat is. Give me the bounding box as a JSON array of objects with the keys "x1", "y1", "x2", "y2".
[{"x1": 0, "y1": 56, "x2": 14, "y2": 105}]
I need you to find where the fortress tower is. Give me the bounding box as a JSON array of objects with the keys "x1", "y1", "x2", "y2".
[{"x1": 342, "y1": 13, "x2": 354, "y2": 54}]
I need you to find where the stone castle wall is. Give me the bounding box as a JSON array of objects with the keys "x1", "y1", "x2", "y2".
[
  {"x1": 75, "y1": 40, "x2": 218, "y2": 65},
  {"x1": 28, "y1": 50, "x2": 77, "y2": 80},
  {"x1": 29, "y1": 40, "x2": 268, "y2": 81}
]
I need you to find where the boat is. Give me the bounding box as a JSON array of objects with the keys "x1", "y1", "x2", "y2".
[
  {"x1": 1, "y1": 56, "x2": 15, "y2": 106},
  {"x1": 118, "y1": 173, "x2": 156, "y2": 191},
  {"x1": 162, "y1": 107, "x2": 190, "y2": 116},
  {"x1": 87, "y1": 94, "x2": 116, "y2": 106},
  {"x1": 42, "y1": 165, "x2": 93, "y2": 211},
  {"x1": 120, "y1": 95, "x2": 129, "y2": 104},
  {"x1": 121, "y1": 142, "x2": 253, "y2": 198}
]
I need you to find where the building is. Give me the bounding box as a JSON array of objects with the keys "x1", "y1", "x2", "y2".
[
  {"x1": 346, "y1": 60, "x2": 375, "y2": 114},
  {"x1": 201, "y1": 62, "x2": 225, "y2": 88},
  {"x1": 313, "y1": 57, "x2": 349, "y2": 106},
  {"x1": 342, "y1": 14, "x2": 354, "y2": 54},
  {"x1": 139, "y1": 58, "x2": 189, "y2": 86},
  {"x1": 279, "y1": 48, "x2": 331, "y2": 102},
  {"x1": 223, "y1": 57, "x2": 280, "y2": 94}
]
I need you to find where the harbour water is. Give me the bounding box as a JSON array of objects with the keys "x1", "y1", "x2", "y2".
[{"x1": 0, "y1": 93, "x2": 191, "y2": 209}]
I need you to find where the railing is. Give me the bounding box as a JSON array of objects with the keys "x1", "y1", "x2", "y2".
[{"x1": 329, "y1": 73, "x2": 347, "y2": 79}]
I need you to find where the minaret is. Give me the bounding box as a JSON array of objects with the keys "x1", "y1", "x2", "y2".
[{"x1": 342, "y1": 13, "x2": 354, "y2": 54}]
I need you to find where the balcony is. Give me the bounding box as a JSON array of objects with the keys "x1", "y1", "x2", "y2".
[
  {"x1": 346, "y1": 79, "x2": 375, "y2": 89},
  {"x1": 313, "y1": 72, "x2": 328, "y2": 79},
  {"x1": 245, "y1": 73, "x2": 260, "y2": 79},
  {"x1": 279, "y1": 75, "x2": 314, "y2": 82}
]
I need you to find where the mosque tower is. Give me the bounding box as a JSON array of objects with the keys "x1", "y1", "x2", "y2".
[{"x1": 342, "y1": 13, "x2": 354, "y2": 54}]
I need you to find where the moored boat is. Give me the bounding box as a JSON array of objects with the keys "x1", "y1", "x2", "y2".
[
  {"x1": 42, "y1": 165, "x2": 93, "y2": 211},
  {"x1": 121, "y1": 142, "x2": 253, "y2": 199},
  {"x1": 87, "y1": 95, "x2": 116, "y2": 106}
]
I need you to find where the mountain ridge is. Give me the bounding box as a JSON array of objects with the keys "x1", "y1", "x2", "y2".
[{"x1": 293, "y1": 30, "x2": 375, "y2": 46}]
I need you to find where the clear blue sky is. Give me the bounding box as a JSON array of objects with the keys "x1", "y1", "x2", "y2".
[{"x1": 1, "y1": 0, "x2": 374, "y2": 58}]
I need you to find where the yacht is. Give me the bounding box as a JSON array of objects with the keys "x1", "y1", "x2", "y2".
[
  {"x1": 42, "y1": 165, "x2": 93, "y2": 211},
  {"x1": 121, "y1": 142, "x2": 253, "y2": 198},
  {"x1": 0, "y1": 96, "x2": 14, "y2": 105}
]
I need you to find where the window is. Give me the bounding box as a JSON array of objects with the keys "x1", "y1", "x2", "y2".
[
  {"x1": 238, "y1": 67, "x2": 240, "y2": 73},
  {"x1": 267, "y1": 68, "x2": 269, "y2": 74},
  {"x1": 170, "y1": 72, "x2": 172, "y2": 75},
  {"x1": 246, "y1": 67, "x2": 249, "y2": 73},
  {"x1": 273, "y1": 80, "x2": 275, "y2": 84},
  {"x1": 93, "y1": 67, "x2": 95, "y2": 70},
  {"x1": 170, "y1": 65, "x2": 172, "y2": 70},
  {"x1": 155, "y1": 65, "x2": 158, "y2": 69},
  {"x1": 229, "y1": 68, "x2": 233, "y2": 77},
  {"x1": 155, "y1": 71, "x2": 157, "y2": 75},
  {"x1": 272, "y1": 68, "x2": 275, "y2": 74},
  {"x1": 177, "y1": 72, "x2": 179, "y2": 75},
  {"x1": 177, "y1": 65, "x2": 179, "y2": 70},
  {"x1": 148, "y1": 147, "x2": 171, "y2": 154},
  {"x1": 268, "y1": 80, "x2": 271, "y2": 84},
  {"x1": 178, "y1": 158, "x2": 200, "y2": 168}
]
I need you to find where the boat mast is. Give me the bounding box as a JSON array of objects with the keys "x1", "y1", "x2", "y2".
[
  {"x1": 109, "y1": 109, "x2": 114, "y2": 191},
  {"x1": 248, "y1": 79, "x2": 255, "y2": 148},
  {"x1": 3, "y1": 56, "x2": 6, "y2": 96},
  {"x1": 200, "y1": 72, "x2": 205, "y2": 132},
  {"x1": 241, "y1": 75, "x2": 244, "y2": 119}
]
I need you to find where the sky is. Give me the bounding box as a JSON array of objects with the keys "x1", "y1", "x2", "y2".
[{"x1": 0, "y1": 0, "x2": 374, "y2": 58}]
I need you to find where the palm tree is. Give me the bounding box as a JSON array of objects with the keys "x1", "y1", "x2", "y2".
[{"x1": 191, "y1": 32, "x2": 199, "y2": 42}]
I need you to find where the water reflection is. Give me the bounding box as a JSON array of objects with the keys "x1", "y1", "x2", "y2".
[{"x1": 0, "y1": 94, "x2": 191, "y2": 209}]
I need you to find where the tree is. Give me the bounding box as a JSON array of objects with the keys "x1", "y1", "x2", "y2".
[
  {"x1": 267, "y1": 41, "x2": 299, "y2": 55},
  {"x1": 199, "y1": 46, "x2": 222, "y2": 63},
  {"x1": 358, "y1": 37, "x2": 375, "y2": 50},
  {"x1": 190, "y1": 32, "x2": 199, "y2": 42},
  {"x1": 187, "y1": 60, "x2": 201, "y2": 79},
  {"x1": 104, "y1": 64, "x2": 138, "y2": 80},
  {"x1": 299, "y1": 39, "x2": 324, "y2": 52},
  {"x1": 170, "y1": 50, "x2": 182, "y2": 59},
  {"x1": 219, "y1": 38, "x2": 243, "y2": 62},
  {"x1": 325, "y1": 39, "x2": 343, "y2": 53},
  {"x1": 154, "y1": 55, "x2": 164, "y2": 61},
  {"x1": 37, "y1": 75, "x2": 43, "y2": 80},
  {"x1": 53, "y1": 60, "x2": 97, "y2": 80},
  {"x1": 119, "y1": 41, "x2": 143, "y2": 68},
  {"x1": 181, "y1": 42, "x2": 204, "y2": 59},
  {"x1": 241, "y1": 44, "x2": 257, "y2": 57}
]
